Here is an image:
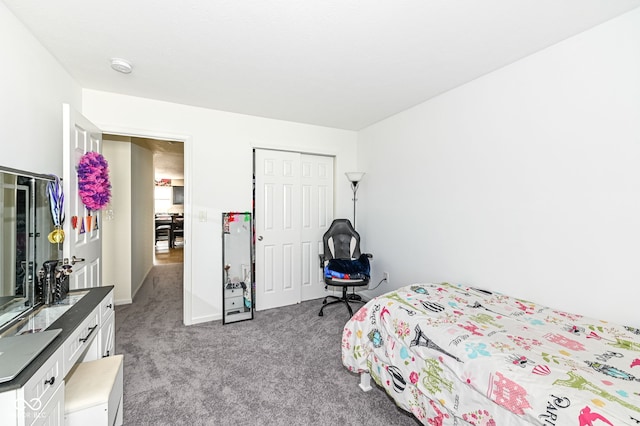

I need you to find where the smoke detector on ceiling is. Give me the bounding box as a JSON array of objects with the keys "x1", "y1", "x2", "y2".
[{"x1": 110, "y1": 58, "x2": 133, "y2": 74}]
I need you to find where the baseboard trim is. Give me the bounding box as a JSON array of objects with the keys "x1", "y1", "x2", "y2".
[
  {"x1": 115, "y1": 298, "x2": 132, "y2": 305},
  {"x1": 189, "y1": 313, "x2": 222, "y2": 325}
]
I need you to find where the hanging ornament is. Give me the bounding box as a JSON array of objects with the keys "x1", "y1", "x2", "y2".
[{"x1": 47, "y1": 175, "x2": 65, "y2": 244}]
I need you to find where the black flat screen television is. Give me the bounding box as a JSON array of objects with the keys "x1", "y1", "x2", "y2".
[{"x1": 172, "y1": 186, "x2": 184, "y2": 205}]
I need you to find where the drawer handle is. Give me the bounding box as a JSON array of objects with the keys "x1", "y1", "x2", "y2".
[
  {"x1": 79, "y1": 325, "x2": 98, "y2": 343},
  {"x1": 106, "y1": 303, "x2": 113, "y2": 309},
  {"x1": 44, "y1": 376, "x2": 55, "y2": 386}
]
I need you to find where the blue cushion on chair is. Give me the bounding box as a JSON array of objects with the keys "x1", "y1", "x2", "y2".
[{"x1": 326, "y1": 254, "x2": 370, "y2": 277}]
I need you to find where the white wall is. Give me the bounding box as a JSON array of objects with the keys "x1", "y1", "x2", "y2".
[
  {"x1": 358, "y1": 8, "x2": 640, "y2": 327},
  {"x1": 130, "y1": 143, "x2": 154, "y2": 298},
  {"x1": 102, "y1": 139, "x2": 154, "y2": 304},
  {"x1": 82, "y1": 91, "x2": 358, "y2": 324},
  {"x1": 0, "y1": 3, "x2": 81, "y2": 175},
  {"x1": 102, "y1": 140, "x2": 133, "y2": 304}
]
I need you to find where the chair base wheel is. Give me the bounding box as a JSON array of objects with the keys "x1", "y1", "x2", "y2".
[{"x1": 318, "y1": 288, "x2": 366, "y2": 318}]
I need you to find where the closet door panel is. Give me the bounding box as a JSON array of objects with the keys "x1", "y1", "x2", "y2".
[{"x1": 255, "y1": 150, "x2": 301, "y2": 310}]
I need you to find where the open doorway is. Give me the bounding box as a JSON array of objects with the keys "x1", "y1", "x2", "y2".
[
  {"x1": 102, "y1": 134, "x2": 185, "y2": 304},
  {"x1": 149, "y1": 139, "x2": 185, "y2": 265}
]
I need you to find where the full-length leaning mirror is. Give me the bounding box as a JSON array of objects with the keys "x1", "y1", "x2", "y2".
[
  {"x1": 222, "y1": 212, "x2": 253, "y2": 324},
  {"x1": 0, "y1": 166, "x2": 58, "y2": 331}
]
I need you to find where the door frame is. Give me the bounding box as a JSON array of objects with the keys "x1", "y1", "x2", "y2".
[{"x1": 94, "y1": 124, "x2": 194, "y2": 326}]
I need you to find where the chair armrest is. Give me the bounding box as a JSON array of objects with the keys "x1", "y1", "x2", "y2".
[
  {"x1": 364, "y1": 253, "x2": 373, "y2": 259},
  {"x1": 319, "y1": 254, "x2": 326, "y2": 268}
]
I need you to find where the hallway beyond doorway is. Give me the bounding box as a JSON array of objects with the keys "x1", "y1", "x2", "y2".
[{"x1": 154, "y1": 243, "x2": 183, "y2": 265}]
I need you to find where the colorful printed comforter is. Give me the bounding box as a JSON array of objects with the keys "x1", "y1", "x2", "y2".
[{"x1": 342, "y1": 283, "x2": 640, "y2": 425}]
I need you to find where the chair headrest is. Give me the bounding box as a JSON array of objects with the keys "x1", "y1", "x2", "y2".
[{"x1": 323, "y1": 219, "x2": 361, "y2": 260}]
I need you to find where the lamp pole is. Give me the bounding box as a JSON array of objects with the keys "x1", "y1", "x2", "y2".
[{"x1": 350, "y1": 181, "x2": 359, "y2": 228}]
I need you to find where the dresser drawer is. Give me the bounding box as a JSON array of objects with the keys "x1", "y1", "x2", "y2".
[
  {"x1": 99, "y1": 290, "x2": 115, "y2": 324},
  {"x1": 19, "y1": 345, "x2": 63, "y2": 424},
  {"x1": 99, "y1": 310, "x2": 115, "y2": 358},
  {"x1": 225, "y1": 296, "x2": 244, "y2": 312},
  {"x1": 62, "y1": 306, "x2": 100, "y2": 376},
  {"x1": 30, "y1": 378, "x2": 64, "y2": 426},
  {"x1": 224, "y1": 288, "x2": 243, "y2": 299}
]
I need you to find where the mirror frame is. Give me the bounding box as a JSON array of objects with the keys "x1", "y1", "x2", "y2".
[
  {"x1": 0, "y1": 165, "x2": 56, "y2": 334},
  {"x1": 222, "y1": 212, "x2": 254, "y2": 324}
]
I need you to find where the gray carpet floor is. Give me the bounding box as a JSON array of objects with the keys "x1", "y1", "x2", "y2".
[{"x1": 115, "y1": 263, "x2": 419, "y2": 425}]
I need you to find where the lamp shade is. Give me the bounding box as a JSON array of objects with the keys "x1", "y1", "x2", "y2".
[{"x1": 345, "y1": 172, "x2": 365, "y2": 183}]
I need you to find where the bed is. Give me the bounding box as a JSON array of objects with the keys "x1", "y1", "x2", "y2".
[{"x1": 342, "y1": 283, "x2": 640, "y2": 425}]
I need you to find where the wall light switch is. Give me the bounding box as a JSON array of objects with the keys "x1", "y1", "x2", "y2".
[{"x1": 199, "y1": 210, "x2": 207, "y2": 222}]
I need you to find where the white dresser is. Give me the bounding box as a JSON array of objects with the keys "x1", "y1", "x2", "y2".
[
  {"x1": 224, "y1": 287, "x2": 245, "y2": 314},
  {"x1": 0, "y1": 286, "x2": 116, "y2": 426}
]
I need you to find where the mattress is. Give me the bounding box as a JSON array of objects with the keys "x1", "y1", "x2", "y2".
[{"x1": 342, "y1": 283, "x2": 640, "y2": 425}]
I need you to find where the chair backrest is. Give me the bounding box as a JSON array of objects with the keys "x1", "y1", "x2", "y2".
[{"x1": 323, "y1": 219, "x2": 361, "y2": 261}]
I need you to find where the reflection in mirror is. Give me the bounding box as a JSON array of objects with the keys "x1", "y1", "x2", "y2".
[
  {"x1": 222, "y1": 212, "x2": 253, "y2": 324},
  {"x1": 0, "y1": 166, "x2": 58, "y2": 332}
]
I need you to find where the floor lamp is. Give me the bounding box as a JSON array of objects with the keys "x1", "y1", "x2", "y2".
[
  {"x1": 345, "y1": 172, "x2": 365, "y2": 301},
  {"x1": 345, "y1": 172, "x2": 365, "y2": 228}
]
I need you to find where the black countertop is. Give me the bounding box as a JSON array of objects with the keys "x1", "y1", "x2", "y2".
[{"x1": 0, "y1": 285, "x2": 114, "y2": 392}]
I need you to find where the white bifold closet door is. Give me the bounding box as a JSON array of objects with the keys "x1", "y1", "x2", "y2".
[{"x1": 254, "y1": 149, "x2": 334, "y2": 311}]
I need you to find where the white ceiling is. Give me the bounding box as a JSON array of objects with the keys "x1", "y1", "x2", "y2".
[{"x1": 4, "y1": 0, "x2": 640, "y2": 130}]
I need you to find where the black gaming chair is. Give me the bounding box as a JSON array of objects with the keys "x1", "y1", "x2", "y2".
[{"x1": 318, "y1": 219, "x2": 372, "y2": 317}]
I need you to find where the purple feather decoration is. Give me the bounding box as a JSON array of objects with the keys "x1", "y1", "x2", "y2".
[{"x1": 77, "y1": 151, "x2": 112, "y2": 210}]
